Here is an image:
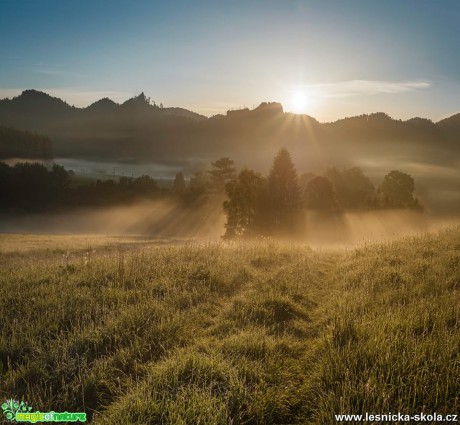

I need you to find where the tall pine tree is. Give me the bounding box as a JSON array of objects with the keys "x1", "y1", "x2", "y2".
[
  {"x1": 208, "y1": 157, "x2": 236, "y2": 191},
  {"x1": 267, "y1": 148, "x2": 302, "y2": 234},
  {"x1": 173, "y1": 171, "x2": 186, "y2": 193},
  {"x1": 223, "y1": 169, "x2": 267, "y2": 238}
]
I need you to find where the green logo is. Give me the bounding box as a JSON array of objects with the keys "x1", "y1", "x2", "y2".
[
  {"x1": 1, "y1": 400, "x2": 33, "y2": 421},
  {"x1": 1, "y1": 400, "x2": 86, "y2": 423}
]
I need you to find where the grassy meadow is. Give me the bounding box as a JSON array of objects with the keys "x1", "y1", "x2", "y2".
[{"x1": 0, "y1": 229, "x2": 459, "y2": 424}]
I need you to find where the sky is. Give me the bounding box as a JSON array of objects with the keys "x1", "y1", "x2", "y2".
[{"x1": 0, "y1": 0, "x2": 459, "y2": 122}]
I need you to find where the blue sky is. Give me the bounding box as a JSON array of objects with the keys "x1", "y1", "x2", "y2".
[{"x1": 0, "y1": 0, "x2": 459, "y2": 121}]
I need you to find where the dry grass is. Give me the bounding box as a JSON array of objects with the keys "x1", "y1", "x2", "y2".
[{"x1": 0, "y1": 229, "x2": 459, "y2": 423}]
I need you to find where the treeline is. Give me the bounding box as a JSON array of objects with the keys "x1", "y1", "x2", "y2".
[
  {"x1": 302, "y1": 167, "x2": 422, "y2": 212},
  {"x1": 0, "y1": 126, "x2": 53, "y2": 160},
  {"x1": 0, "y1": 154, "x2": 422, "y2": 237},
  {"x1": 0, "y1": 160, "x2": 231, "y2": 213},
  {"x1": 0, "y1": 162, "x2": 163, "y2": 212},
  {"x1": 220, "y1": 149, "x2": 422, "y2": 238}
]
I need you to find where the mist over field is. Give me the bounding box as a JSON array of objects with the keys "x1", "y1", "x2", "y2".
[
  {"x1": 1, "y1": 199, "x2": 457, "y2": 248},
  {"x1": 1, "y1": 1, "x2": 460, "y2": 423}
]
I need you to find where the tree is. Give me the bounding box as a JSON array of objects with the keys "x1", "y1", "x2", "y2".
[
  {"x1": 304, "y1": 176, "x2": 338, "y2": 212},
  {"x1": 12, "y1": 162, "x2": 53, "y2": 210},
  {"x1": 208, "y1": 157, "x2": 236, "y2": 191},
  {"x1": 182, "y1": 170, "x2": 210, "y2": 203},
  {"x1": 267, "y1": 148, "x2": 302, "y2": 233},
  {"x1": 173, "y1": 171, "x2": 186, "y2": 193},
  {"x1": 379, "y1": 170, "x2": 418, "y2": 207},
  {"x1": 0, "y1": 162, "x2": 12, "y2": 208},
  {"x1": 299, "y1": 171, "x2": 317, "y2": 191},
  {"x1": 188, "y1": 170, "x2": 209, "y2": 195},
  {"x1": 50, "y1": 164, "x2": 70, "y2": 203},
  {"x1": 223, "y1": 169, "x2": 266, "y2": 238},
  {"x1": 325, "y1": 167, "x2": 374, "y2": 209}
]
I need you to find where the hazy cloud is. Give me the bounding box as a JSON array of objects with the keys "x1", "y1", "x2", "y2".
[
  {"x1": 299, "y1": 80, "x2": 431, "y2": 98},
  {"x1": 34, "y1": 68, "x2": 85, "y2": 78}
]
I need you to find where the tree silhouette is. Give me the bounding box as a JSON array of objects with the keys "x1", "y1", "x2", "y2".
[
  {"x1": 0, "y1": 162, "x2": 12, "y2": 208},
  {"x1": 173, "y1": 171, "x2": 186, "y2": 193},
  {"x1": 379, "y1": 170, "x2": 418, "y2": 208},
  {"x1": 299, "y1": 172, "x2": 317, "y2": 191},
  {"x1": 208, "y1": 157, "x2": 236, "y2": 191},
  {"x1": 304, "y1": 176, "x2": 338, "y2": 212},
  {"x1": 190, "y1": 171, "x2": 206, "y2": 189},
  {"x1": 0, "y1": 126, "x2": 53, "y2": 160},
  {"x1": 50, "y1": 164, "x2": 70, "y2": 203},
  {"x1": 223, "y1": 169, "x2": 266, "y2": 238},
  {"x1": 131, "y1": 175, "x2": 158, "y2": 195},
  {"x1": 267, "y1": 148, "x2": 302, "y2": 233},
  {"x1": 325, "y1": 167, "x2": 374, "y2": 209}
]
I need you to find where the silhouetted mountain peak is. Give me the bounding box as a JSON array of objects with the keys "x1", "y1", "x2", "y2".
[
  {"x1": 7, "y1": 90, "x2": 72, "y2": 113},
  {"x1": 329, "y1": 112, "x2": 399, "y2": 127},
  {"x1": 437, "y1": 113, "x2": 460, "y2": 128},
  {"x1": 20, "y1": 89, "x2": 50, "y2": 98},
  {"x1": 162, "y1": 107, "x2": 207, "y2": 121},
  {"x1": 405, "y1": 117, "x2": 435, "y2": 129},
  {"x1": 367, "y1": 112, "x2": 393, "y2": 122},
  {"x1": 135, "y1": 92, "x2": 147, "y2": 102},
  {"x1": 125, "y1": 92, "x2": 149, "y2": 104},
  {"x1": 226, "y1": 108, "x2": 251, "y2": 118},
  {"x1": 253, "y1": 102, "x2": 284, "y2": 114},
  {"x1": 120, "y1": 92, "x2": 154, "y2": 112},
  {"x1": 226, "y1": 102, "x2": 284, "y2": 119},
  {"x1": 86, "y1": 97, "x2": 118, "y2": 111},
  {"x1": 15, "y1": 89, "x2": 69, "y2": 106}
]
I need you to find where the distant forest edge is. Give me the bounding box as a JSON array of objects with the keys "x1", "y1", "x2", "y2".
[
  {"x1": 0, "y1": 151, "x2": 422, "y2": 240},
  {"x1": 0, "y1": 90, "x2": 459, "y2": 168},
  {"x1": 0, "y1": 126, "x2": 53, "y2": 160}
]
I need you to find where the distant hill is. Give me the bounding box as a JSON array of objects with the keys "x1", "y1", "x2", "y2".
[
  {"x1": 437, "y1": 112, "x2": 460, "y2": 129},
  {"x1": 0, "y1": 90, "x2": 458, "y2": 172},
  {"x1": 0, "y1": 126, "x2": 53, "y2": 160}
]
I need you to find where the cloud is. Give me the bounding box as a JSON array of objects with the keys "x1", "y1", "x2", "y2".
[
  {"x1": 298, "y1": 80, "x2": 431, "y2": 98},
  {"x1": 34, "y1": 68, "x2": 85, "y2": 78}
]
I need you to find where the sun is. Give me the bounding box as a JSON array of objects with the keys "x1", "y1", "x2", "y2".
[{"x1": 289, "y1": 90, "x2": 311, "y2": 114}]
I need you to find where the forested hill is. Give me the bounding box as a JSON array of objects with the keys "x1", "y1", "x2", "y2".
[
  {"x1": 0, "y1": 90, "x2": 459, "y2": 171},
  {"x1": 0, "y1": 126, "x2": 53, "y2": 160}
]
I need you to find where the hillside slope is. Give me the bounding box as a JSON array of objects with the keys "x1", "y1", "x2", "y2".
[
  {"x1": 0, "y1": 126, "x2": 53, "y2": 159},
  {"x1": 0, "y1": 228, "x2": 458, "y2": 423}
]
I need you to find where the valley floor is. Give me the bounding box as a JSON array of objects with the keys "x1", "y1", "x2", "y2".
[{"x1": 0, "y1": 229, "x2": 459, "y2": 424}]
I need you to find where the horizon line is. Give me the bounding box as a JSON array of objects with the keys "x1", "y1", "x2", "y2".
[{"x1": 0, "y1": 87, "x2": 458, "y2": 125}]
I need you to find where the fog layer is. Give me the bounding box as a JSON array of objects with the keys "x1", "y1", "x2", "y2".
[{"x1": 1, "y1": 198, "x2": 457, "y2": 248}]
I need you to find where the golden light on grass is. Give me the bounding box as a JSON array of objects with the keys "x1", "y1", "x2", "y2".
[{"x1": 1, "y1": 227, "x2": 459, "y2": 422}]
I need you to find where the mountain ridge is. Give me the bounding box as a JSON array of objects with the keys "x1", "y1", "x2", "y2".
[
  {"x1": 0, "y1": 90, "x2": 458, "y2": 170},
  {"x1": 3, "y1": 89, "x2": 458, "y2": 124}
]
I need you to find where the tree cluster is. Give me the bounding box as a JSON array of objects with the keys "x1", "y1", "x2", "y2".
[
  {"x1": 301, "y1": 167, "x2": 421, "y2": 212},
  {"x1": 0, "y1": 162, "x2": 69, "y2": 211},
  {"x1": 223, "y1": 149, "x2": 304, "y2": 238},
  {"x1": 0, "y1": 162, "x2": 162, "y2": 212},
  {"x1": 0, "y1": 126, "x2": 53, "y2": 159},
  {"x1": 69, "y1": 175, "x2": 160, "y2": 206},
  {"x1": 0, "y1": 154, "x2": 422, "y2": 230},
  {"x1": 0, "y1": 156, "x2": 238, "y2": 213},
  {"x1": 172, "y1": 157, "x2": 237, "y2": 203},
  {"x1": 222, "y1": 150, "x2": 422, "y2": 238}
]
